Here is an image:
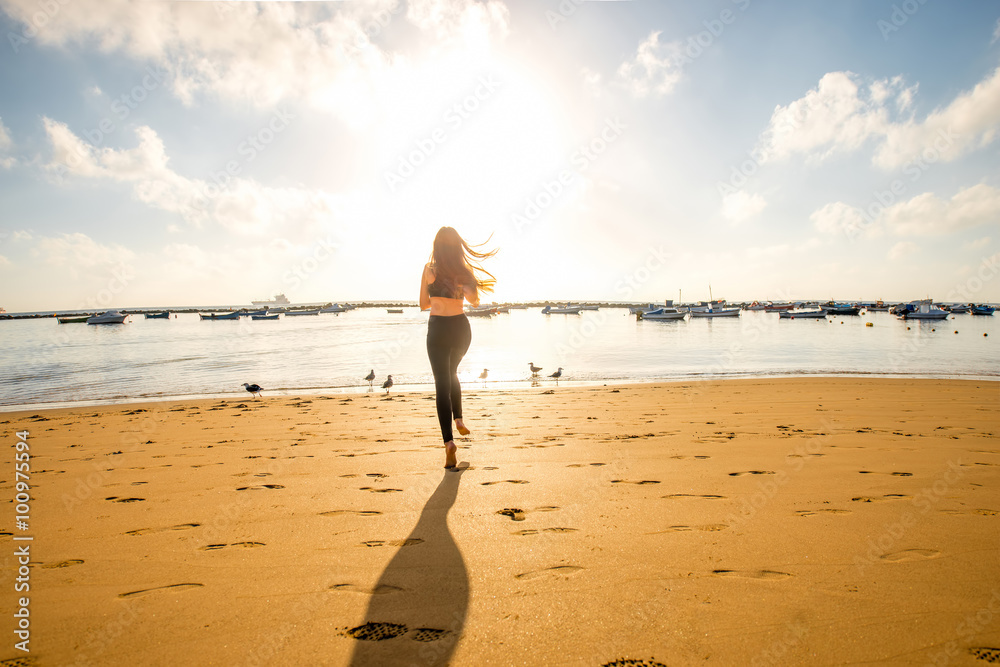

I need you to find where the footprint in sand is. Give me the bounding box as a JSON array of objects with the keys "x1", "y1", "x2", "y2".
[
  {"x1": 851, "y1": 494, "x2": 911, "y2": 502},
  {"x1": 662, "y1": 493, "x2": 727, "y2": 500},
  {"x1": 106, "y1": 497, "x2": 145, "y2": 503},
  {"x1": 879, "y1": 549, "x2": 941, "y2": 562},
  {"x1": 126, "y1": 523, "x2": 201, "y2": 536},
  {"x1": 199, "y1": 541, "x2": 266, "y2": 551},
  {"x1": 360, "y1": 539, "x2": 424, "y2": 548},
  {"x1": 602, "y1": 660, "x2": 668, "y2": 667},
  {"x1": 728, "y1": 471, "x2": 775, "y2": 477},
  {"x1": 359, "y1": 487, "x2": 403, "y2": 493},
  {"x1": 611, "y1": 480, "x2": 660, "y2": 485},
  {"x1": 344, "y1": 622, "x2": 452, "y2": 642},
  {"x1": 566, "y1": 463, "x2": 608, "y2": 468},
  {"x1": 513, "y1": 527, "x2": 579, "y2": 536},
  {"x1": 329, "y1": 583, "x2": 407, "y2": 595},
  {"x1": 366, "y1": 473, "x2": 388, "y2": 478},
  {"x1": 795, "y1": 509, "x2": 851, "y2": 516},
  {"x1": 497, "y1": 506, "x2": 559, "y2": 522},
  {"x1": 968, "y1": 647, "x2": 1000, "y2": 662},
  {"x1": 515, "y1": 565, "x2": 583, "y2": 580},
  {"x1": 858, "y1": 471, "x2": 913, "y2": 476},
  {"x1": 236, "y1": 484, "x2": 285, "y2": 491},
  {"x1": 41, "y1": 559, "x2": 85, "y2": 568},
  {"x1": 119, "y1": 583, "x2": 204, "y2": 598},
  {"x1": 711, "y1": 569, "x2": 792, "y2": 580},
  {"x1": 481, "y1": 480, "x2": 530, "y2": 486},
  {"x1": 651, "y1": 524, "x2": 728, "y2": 533},
  {"x1": 319, "y1": 510, "x2": 382, "y2": 517}
]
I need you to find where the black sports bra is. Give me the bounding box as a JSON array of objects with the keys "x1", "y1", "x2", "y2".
[{"x1": 427, "y1": 271, "x2": 465, "y2": 299}]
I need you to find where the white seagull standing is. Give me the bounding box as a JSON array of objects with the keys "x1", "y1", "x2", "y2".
[
  {"x1": 364, "y1": 369, "x2": 376, "y2": 389},
  {"x1": 382, "y1": 375, "x2": 393, "y2": 394},
  {"x1": 529, "y1": 362, "x2": 542, "y2": 376},
  {"x1": 242, "y1": 382, "x2": 263, "y2": 399},
  {"x1": 479, "y1": 368, "x2": 489, "y2": 383}
]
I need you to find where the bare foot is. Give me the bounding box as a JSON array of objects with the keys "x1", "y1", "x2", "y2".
[
  {"x1": 455, "y1": 419, "x2": 471, "y2": 436},
  {"x1": 444, "y1": 441, "x2": 458, "y2": 468}
]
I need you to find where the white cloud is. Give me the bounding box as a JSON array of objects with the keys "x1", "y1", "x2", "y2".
[
  {"x1": 992, "y1": 18, "x2": 1000, "y2": 45},
  {"x1": 43, "y1": 119, "x2": 342, "y2": 236},
  {"x1": 888, "y1": 240, "x2": 918, "y2": 260},
  {"x1": 965, "y1": 236, "x2": 992, "y2": 249},
  {"x1": 0, "y1": 117, "x2": 15, "y2": 168},
  {"x1": 34, "y1": 232, "x2": 135, "y2": 269},
  {"x1": 580, "y1": 66, "x2": 602, "y2": 97},
  {"x1": 810, "y1": 201, "x2": 867, "y2": 236},
  {"x1": 882, "y1": 184, "x2": 1000, "y2": 236},
  {"x1": 0, "y1": 0, "x2": 507, "y2": 126},
  {"x1": 617, "y1": 31, "x2": 686, "y2": 98},
  {"x1": 721, "y1": 190, "x2": 766, "y2": 223},
  {"x1": 756, "y1": 67, "x2": 1000, "y2": 169}
]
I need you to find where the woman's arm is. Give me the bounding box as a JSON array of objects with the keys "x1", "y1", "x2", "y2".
[
  {"x1": 419, "y1": 265, "x2": 432, "y2": 311},
  {"x1": 464, "y1": 282, "x2": 480, "y2": 307}
]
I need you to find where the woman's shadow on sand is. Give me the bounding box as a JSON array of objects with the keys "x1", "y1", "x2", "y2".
[{"x1": 347, "y1": 465, "x2": 469, "y2": 667}]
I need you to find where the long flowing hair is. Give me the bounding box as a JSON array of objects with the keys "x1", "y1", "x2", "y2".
[{"x1": 429, "y1": 227, "x2": 497, "y2": 298}]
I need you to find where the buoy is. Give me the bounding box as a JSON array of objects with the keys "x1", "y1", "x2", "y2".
[
  {"x1": 931, "y1": 328, "x2": 935, "y2": 332},
  {"x1": 954, "y1": 331, "x2": 958, "y2": 334},
  {"x1": 866, "y1": 322, "x2": 873, "y2": 327},
  {"x1": 907, "y1": 327, "x2": 911, "y2": 330}
]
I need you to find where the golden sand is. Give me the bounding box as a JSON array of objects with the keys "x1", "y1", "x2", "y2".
[{"x1": 1, "y1": 378, "x2": 998, "y2": 665}]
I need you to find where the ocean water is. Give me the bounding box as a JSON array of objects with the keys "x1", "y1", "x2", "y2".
[{"x1": 0, "y1": 307, "x2": 997, "y2": 410}]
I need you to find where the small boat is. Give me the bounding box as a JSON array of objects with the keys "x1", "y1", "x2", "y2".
[
  {"x1": 387, "y1": 309, "x2": 404, "y2": 314},
  {"x1": 242, "y1": 309, "x2": 268, "y2": 317},
  {"x1": 898, "y1": 300, "x2": 949, "y2": 320},
  {"x1": 58, "y1": 315, "x2": 90, "y2": 323},
  {"x1": 251, "y1": 313, "x2": 280, "y2": 320},
  {"x1": 568, "y1": 304, "x2": 599, "y2": 310},
  {"x1": 466, "y1": 308, "x2": 495, "y2": 317},
  {"x1": 971, "y1": 305, "x2": 996, "y2": 316},
  {"x1": 764, "y1": 302, "x2": 795, "y2": 312},
  {"x1": 199, "y1": 312, "x2": 240, "y2": 320},
  {"x1": 144, "y1": 311, "x2": 170, "y2": 319},
  {"x1": 689, "y1": 307, "x2": 740, "y2": 318},
  {"x1": 87, "y1": 311, "x2": 128, "y2": 324},
  {"x1": 744, "y1": 301, "x2": 768, "y2": 311},
  {"x1": 778, "y1": 310, "x2": 827, "y2": 319},
  {"x1": 821, "y1": 303, "x2": 861, "y2": 316},
  {"x1": 542, "y1": 305, "x2": 582, "y2": 314},
  {"x1": 321, "y1": 304, "x2": 348, "y2": 313},
  {"x1": 943, "y1": 304, "x2": 969, "y2": 314},
  {"x1": 638, "y1": 308, "x2": 686, "y2": 321},
  {"x1": 285, "y1": 309, "x2": 320, "y2": 316}
]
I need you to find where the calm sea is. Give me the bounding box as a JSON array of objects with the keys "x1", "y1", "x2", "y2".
[{"x1": 1, "y1": 307, "x2": 997, "y2": 410}]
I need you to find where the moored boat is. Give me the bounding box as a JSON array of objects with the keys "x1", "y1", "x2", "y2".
[
  {"x1": 778, "y1": 310, "x2": 827, "y2": 319},
  {"x1": 898, "y1": 300, "x2": 949, "y2": 320},
  {"x1": 689, "y1": 307, "x2": 741, "y2": 318},
  {"x1": 971, "y1": 304, "x2": 996, "y2": 316},
  {"x1": 764, "y1": 302, "x2": 795, "y2": 311},
  {"x1": 58, "y1": 315, "x2": 90, "y2": 323},
  {"x1": 542, "y1": 305, "x2": 583, "y2": 314},
  {"x1": 144, "y1": 311, "x2": 170, "y2": 319},
  {"x1": 322, "y1": 303, "x2": 348, "y2": 313},
  {"x1": 387, "y1": 308, "x2": 404, "y2": 314},
  {"x1": 285, "y1": 309, "x2": 320, "y2": 316},
  {"x1": 199, "y1": 312, "x2": 240, "y2": 320},
  {"x1": 87, "y1": 311, "x2": 128, "y2": 324},
  {"x1": 821, "y1": 303, "x2": 861, "y2": 316},
  {"x1": 251, "y1": 313, "x2": 280, "y2": 320},
  {"x1": 638, "y1": 308, "x2": 686, "y2": 321}
]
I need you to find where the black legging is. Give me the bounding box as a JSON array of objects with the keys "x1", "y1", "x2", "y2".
[{"x1": 426, "y1": 314, "x2": 472, "y2": 443}]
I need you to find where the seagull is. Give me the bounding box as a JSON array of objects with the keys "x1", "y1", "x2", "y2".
[
  {"x1": 529, "y1": 362, "x2": 542, "y2": 376},
  {"x1": 382, "y1": 375, "x2": 393, "y2": 394},
  {"x1": 364, "y1": 369, "x2": 375, "y2": 389},
  {"x1": 479, "y1": 368, "x2": 489, "y2": 383},
  {"x1": 549, "y1": 367, "x2": 563, "y2": 383},
  {"x1": 242, "y1": 382, "x2": 263, "y2": 399}
]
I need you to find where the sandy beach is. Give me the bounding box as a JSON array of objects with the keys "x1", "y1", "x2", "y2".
[{"x1": 2, "y1": 377, "x2": 998, "y2": 666}]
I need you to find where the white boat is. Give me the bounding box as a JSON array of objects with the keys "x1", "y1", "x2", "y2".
[
  {"x1": 542, "y1": 305, "x2": 582, "y2": 314},
  {"x1": 638, "y1": 308, "x2": 686, "y2": 321},
  {"x1": 322, "y1": 303, "x2": 348, "y2": 313},
  {"x1": 251, "y1": 293, "x2": 291, "y2": 307},
  {"x1": 898, "y1": 300, "x2": 949, "y2": 320},
  {"x1": 87, "y1": 310, "x2": 128, "y2": 324},
  {"x1": 568, "y1": 304, "x2": 600, "y2": 310},
  {"x1": 778, "y1": 310, "x2": 827, "y2": 319},
  {"x1": 689, "y1": 307, "x2": 741, "y2": 318}
]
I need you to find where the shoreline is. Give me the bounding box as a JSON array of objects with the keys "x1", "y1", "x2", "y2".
[{"x1": 2, "y1": 371, "x2": 998, "y2": 414}]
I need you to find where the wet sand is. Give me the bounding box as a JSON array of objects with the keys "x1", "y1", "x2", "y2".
[{"x1": 1, "y1": 377, "x2": 998, "y2": 665}]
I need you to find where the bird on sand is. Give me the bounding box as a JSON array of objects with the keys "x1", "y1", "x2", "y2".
[
  {"x1": 382, "y1": 375, "x2": 393, "y2": 394},
  {"x1": 479, "y1": 368, "x2": 489, "y2": 383},
  {"x1": 364, "y1": 369, "x2": 375, "y2": 389},
  {"x1": 549, "y1": 367, "x2": 563, "y2": 383},
  {"x1": 529, "y1": 362, "x2": 542, "y2": 376},
  {"x1": 242, "y1": 382, "x2": 263, "y2": 399}
]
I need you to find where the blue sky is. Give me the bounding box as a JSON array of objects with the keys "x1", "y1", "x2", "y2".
[{"x1": 0, "y1": 0, "x2": 998, "y2": 311}]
